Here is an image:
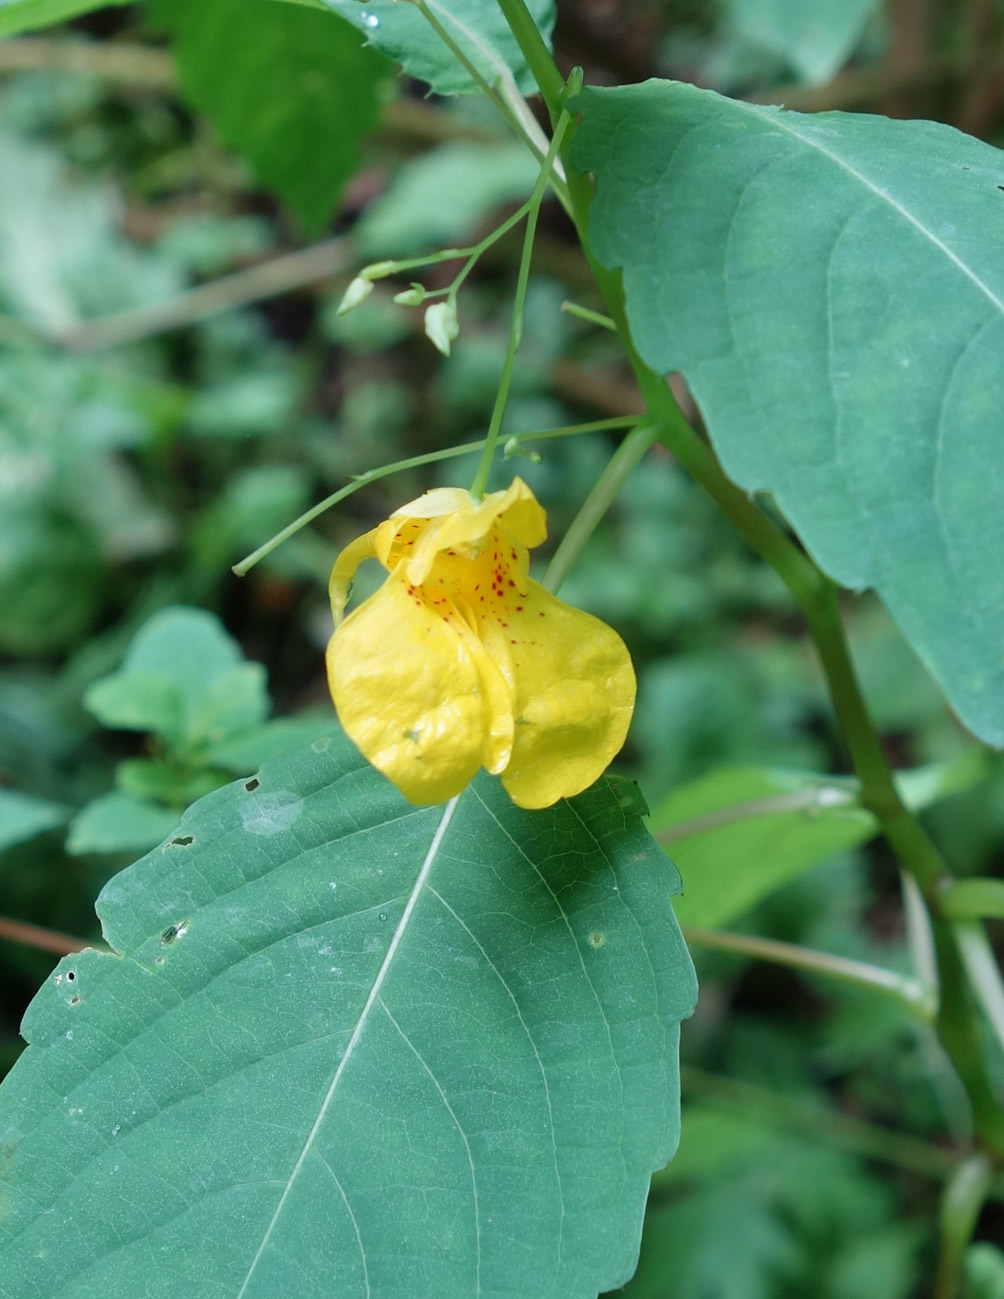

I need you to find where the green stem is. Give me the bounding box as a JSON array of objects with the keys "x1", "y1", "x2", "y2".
[
  {"x1": 494, "y1": 1, "x2": 1004, "y2": 1161},
  {"x1": 492, "y1": 0, "x2": 565, "y2": 121},
  {"x1": 676, "y1": 1066, "x2": 960, "y2": 1183},
  {"x1": 936, "y1": 1153, "x2": 994, "y2": 1299},
  {"x1": 542, "y1": 421, "x2": 656, "y2": 592},
  {"x1": 409, "y1": 0, "x2": 571, "y2": 216},
  {"x1": 233, "y1": 418, "x2": 623, "y2": 575},
  {"x1": 469, "y1": 109, "x2": 571, "y2": 499},
  {"x1": 560, "y1": 300, "x2": 617, "y2": 330},
  {"x1": 683, "y1": 925, "x2": 935, "y2": 1021},
  {"x1": 655, "y1": 783, "x2": 859, "y2": 843}
]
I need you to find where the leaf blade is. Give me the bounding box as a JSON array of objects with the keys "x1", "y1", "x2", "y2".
[
  {"x1": 571, "y1": 81, "x2": 1004, "y2": 745},
  {"x1": 0, "y1": 733, "x2": 696, "y2": 1297}
]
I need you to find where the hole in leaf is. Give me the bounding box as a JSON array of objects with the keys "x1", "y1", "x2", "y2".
[
  {"x1": 69, "y1": 995, "x2": 81, "y2": 1006},
  {"x1": 65, "y1": 970, "x2": 76, "y2": 982},
  {"x1": 245, "y1": 778, "x2": 260, "y2": 793},
  {"x1": 171, "y1": 835, "x2": 194, "y2": 847},
  {"x1": 161, "y1": 920, "x2": 191, "y2": 944},
  {"x1": 588, "y1": 932, "x2": 606, "y2": 948}
]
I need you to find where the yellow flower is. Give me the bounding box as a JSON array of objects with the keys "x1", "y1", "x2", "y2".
[{"x1": 325, "y1": 477, "x2": 636, "y2": 809}]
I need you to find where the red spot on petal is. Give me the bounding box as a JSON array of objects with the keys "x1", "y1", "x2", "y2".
[{"x1": 516, "y1": 606, "x2": 523, "y2": 611}]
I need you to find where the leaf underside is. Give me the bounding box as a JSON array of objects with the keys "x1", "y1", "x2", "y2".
[
  {"x1": 0, "y1": 731, "x2": 695, "y2": 1298},
  {"x1": 323, "y1": 0, "x2": 556, "y2": 96},
  {"x1": 572, "y1": 81, "x2": 1004, "y2": 746}
]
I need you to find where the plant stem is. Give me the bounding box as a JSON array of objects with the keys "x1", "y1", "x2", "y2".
[
  {"x1": 494, "y1": 0, "x2": 1004, "y2": 1160},
  {"x1": 542, "y1": 421, "x2": 656, "y2": 592},
  {"x1": 560, "y1": 300, "x2": 616, "y2": 330},
  {"x1": 492, "y1": 0, "x2": 565, "y2": 121},
  {"x1": 655, "y1": 784, "x2": 860, "y2": 842},
  {"x1": 56, "y1": 237, "x2": 349, "y2": 352},
  {"x1": 469, "y1": 109, "x2": 571, "y2": 499},
  {"x1": 233, "y1": 418, "x2": 627, "y2": 575},
  {"x1": 684, "y1": 925, "x2": 936, "y2": 1020},
  {"x1": 936, "y1": 1152, "x2": 994, "y2": 1299},
  {"x1": 409, "y1": 0, "x2": 571, "y2": 214},
  {"x1": 0, "y1": 915, "x2": 97, "y2": 957},
  {"x1": 676, "y1": 1066, "x2": 960, "y2": 1182}
]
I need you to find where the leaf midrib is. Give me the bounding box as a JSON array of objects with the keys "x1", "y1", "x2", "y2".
[
  {"x1": 233, "y1": 793, "x2": 462, "y2": 1299},
  {"x1": 730, "y1": 97, "x2": 1004, "y2": 316}
]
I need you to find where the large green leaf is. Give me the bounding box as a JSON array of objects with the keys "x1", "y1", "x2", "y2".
[
  {"x1": 571, "y1": 82, "x2": 1004, "y2": 747},
  {"x1": 0, "y1": 0, "x2": 127, "y2": 37},
  {"x1": 0, "y1": 732, "x2": 695, "y2": 1297},
  {"x1": 159, "y1": 0, "x2": 389, "y2": 230},
  {"x1": 323, "y1": 0, "x2": 555, "y2": 95}
]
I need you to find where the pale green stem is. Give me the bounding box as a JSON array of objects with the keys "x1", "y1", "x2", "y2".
[
  {"x1": 469, "y1": 109, "x2": 571, "y2": 500},
  {"x1": 676, "y1": 1066, "x2": 960, "y2": 1183},
  {"x1": 955, "y1": 922, "x2": 1004, "y2": 1057},
  {"x1": 368, "y1": 199, "x2": 533, "y2": 288},
  {"x1": 232, "y1": 418, "x2": 628, "y2": 576},
  {"x1": 560, "y1": 300, "x2": 617, "y2": 331},
  {"x1": 655, "y1": 784, "x2": 859, "y2": 843},
  {"x1": 683, "y1": 925, "x2": 936, "y2": 1021},
  {"x1": 936, "y1": 1152, "x2": 994, "y2": 1299},
  {"x1": 542, "y1": 421, "x2": 657, "y2": 593},
  {"x1": 408, "y1": 0, "x2": 571, "y2": 216}
]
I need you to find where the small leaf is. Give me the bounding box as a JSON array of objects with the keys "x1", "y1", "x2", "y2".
[
  {"x1": 323, "y1": 0, "x2": 555, "y2": 96},
  {"x1": 159, "y1": 0, "x2": 390, "y2": 230},
  {"x1": 84, "y1": 606, "x2": 268, "y2": 751},
  {"x1": 572, "y1": 81, "x2": 1004, "y2": 746},
  {"x1": 0, "y1": 787, "x2": 66, "y2": 856},
  {"x1": 66, "y1": 791, "x2": 180, "y2": 856},
  {"x1": 724, "y1": 0, "x2": 881, "y2": 85},
  {"x1": 0, "y1": 732, "x2": 696, "y2": 1298}
]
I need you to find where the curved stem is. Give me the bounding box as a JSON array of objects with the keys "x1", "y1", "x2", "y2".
[
  {"x1": 684, "y1": 925, "x2": 935, "y2": 1020},
  {"x1": 233, "y1": 418, "x2": 626, "y2": 575}
]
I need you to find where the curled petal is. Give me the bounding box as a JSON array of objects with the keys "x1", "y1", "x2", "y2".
[
  {"x1": 326, "y1": 571, "x2": 513, "y2": 805},
  {"x1": 328, "y1": 528, "x2": 378, "y2": 626}
]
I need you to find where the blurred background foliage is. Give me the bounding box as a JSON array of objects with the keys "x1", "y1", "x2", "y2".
[{"x1": 2, "y1": 0, "x2": 1004, "y2": 1294}]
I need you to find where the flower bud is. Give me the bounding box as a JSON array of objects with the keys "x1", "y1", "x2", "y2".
[
  {"x1": 393, "y1": 284, "x2": 426, "y2": 307},
  {"x1": 424, "y1": 301, "x2": 459, "y2": 356},
  {"x1": 335, "y1": 276, "x2": 374, "y2": 316}
]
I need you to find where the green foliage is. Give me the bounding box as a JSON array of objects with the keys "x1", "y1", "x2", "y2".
[
  {"x1": 1, "y1": 2, "x2": 1004, "y2": 1295},
  {"x1": 0, "y1": 787, "x2": 65, "y2": 855},
  {"x1": 0, "y1": 0, "x2": 127, "y2": 37},
  {"x1": 157, "y1": 0, "x2": 390, "y2": 230},
  {"x1": 572, "y1": 81, "x2": 1004, "y2": 748},
  {"x1": 323, "y1": 0, "x2": 555, "y2": 95},
  {"x1": 0, "y1": 733, "x2": 696, "y2": 1298},
  {"x1": 966, "y1": 1244, "x2": 1004, "y2": 1299},
  {"x1": 65, "y1": 607, "x2": 331, "y2": 856},
  {"x1": 722, "y1": 0, "x2": 881, "y2": 85}
]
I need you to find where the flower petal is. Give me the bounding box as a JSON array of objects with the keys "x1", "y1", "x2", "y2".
[
  {"x1": 328, "y1": 528, "x2": 378, "y2": 626},
  {"x1": 479, "y1": 579, "x2": 636, "y2": 810},
  {"x1": 326, "y1": 569, "x2": 513, "y2": 805}
]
